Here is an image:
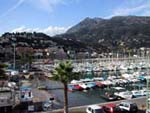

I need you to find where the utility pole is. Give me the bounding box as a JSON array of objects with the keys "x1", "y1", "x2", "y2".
[{"x1": 13, "y1": 43, "x2": 16, "y2": 70}]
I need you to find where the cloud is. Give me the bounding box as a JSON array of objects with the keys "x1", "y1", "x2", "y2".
[
  {"x1": 11, "y1": 26, "x2": 70, "y2": 36},
  {"x1": 0, "y1": 0, "x2": 82, "y2": 19},
  {"x1": 113, "y1": 4, "x2": 150, "y2": 16},
  {"x1": 143, "y1": 10, "x2": 150, "y2": 16},
  {"x1": 0, "y1": 0, "x2": 25, "y2": 18},
  {"x1": 0, "y1": 0, "x2": 65, "y2": 18},
  {"x1": 28, "y1": 0, "x2": 65, "y2": 13},
  {"x1": 106, "y1": 0, "x2": 150, "y2": 18}
]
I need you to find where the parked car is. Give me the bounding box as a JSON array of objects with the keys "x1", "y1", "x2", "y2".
[
  {"x1": 102, "y1": 103, "x2": 122, "y2": 113},
  {"x1": 86, "y1": 105, "x2": 105, "y2": 113},
  {"x1": 117, "y1": 101, "x2": 138, "y2": 113}
]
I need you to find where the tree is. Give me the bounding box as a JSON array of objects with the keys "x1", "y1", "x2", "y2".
[
  {"x1": 20, "y1": 50, "x2": 33, "y2": 70},
  {"x1": 51, "y1": 60, "x2": 77, "y2": 113},
  {"x1": 0, "y1": 64, "x2": 7, "y2": 87},
  {"x1": 0, "y1": 64, "x2": 7, "y2": 80}
]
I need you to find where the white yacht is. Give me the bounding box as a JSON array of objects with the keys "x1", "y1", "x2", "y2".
[{"x1": 114, "y1": 91, "x2": 132, "y2": 99}]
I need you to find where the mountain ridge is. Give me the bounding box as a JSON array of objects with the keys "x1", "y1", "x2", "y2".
[
  {"x1": 0, "y1": 16, "x2": 150, "y2": 54},
  {"x1": 57, "y1": 16, "x2": 150, "y2": 51}
]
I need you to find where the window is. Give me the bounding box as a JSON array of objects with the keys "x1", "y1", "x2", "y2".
[
  {"x1": 130, "y1": 103, "x2": 138, "y2": 109},
  {"x1": 21, "y1": 94, "x2": 24, "y2": 99},
  {"x1": 95, "y1": 109, "x2": 105, "y2": 113},
  {"x1": 119, "y1": 103, "x2": 123, "y2": 106},
  {"x1": 92, "y1": 109, "x2": 94, "y2": 113},
  {"x1": 105, "y1": 107, "x2": 110, "y2": 111},
  {"x1": 114, "y1": 106, "x2": 121, "y2": 112},
  {"x1": 124, "y1": 104, "x2": 129, "y2": 108},
  {"x1": 29, "y1": 92, "x2": 31, "y2": 97}
]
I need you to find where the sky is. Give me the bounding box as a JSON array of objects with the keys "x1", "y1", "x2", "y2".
[{"x1": 0, "y1": 0, "x2": 150, "y2": 36}]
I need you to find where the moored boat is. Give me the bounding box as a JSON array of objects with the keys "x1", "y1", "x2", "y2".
[
  {"x1": 101, "y1": 92, "x2": 118, "y2": 101},
  {"x1": 73, "y1": 84, "x2": 84, "y2": 91},
  {"x1": 68, "y1": 84, "x2": 84, "y2": 91},
  {"x1": 95, "y1": 81, "x2": 105, "y2": 88},
  {"x1": 114, "y1": 91, "x2": 132, "y2": 99},
  {"x1": 132, "y1": 90, "x2": 143, "y2": 98},
  {"x1": 86, "y1": 82, "x2": 97, "y2": 88},
  {"x1": 78, "y1": 83, "x2": 90, "y2": 90},
  {"x1": 68, "y1": 84, "x2": 75, "y2": 92}
]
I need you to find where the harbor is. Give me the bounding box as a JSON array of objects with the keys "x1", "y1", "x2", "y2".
[
  {"x1": 1, "y1": 57, "x2": 150, "y2": 113},
  {"x1": 31, "y1": 57, "x2": 150, "y2": 111}
]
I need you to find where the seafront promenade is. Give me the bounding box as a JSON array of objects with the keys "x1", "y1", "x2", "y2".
[
  {"x1": 51, "y1": 97, "x2": 147, "y2": 113},
  {"x1": 28, "y1": 96, "x2": 146, "y2": 113}
]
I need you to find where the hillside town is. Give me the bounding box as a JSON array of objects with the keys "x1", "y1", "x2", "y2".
[{"x1": 1, "y1": 1, "x2": 150, "y2": 113}]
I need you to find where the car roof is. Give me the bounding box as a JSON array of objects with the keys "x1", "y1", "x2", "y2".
[
  {"x1": 103, "y1": 103, "x2": 116, "y2": 108},
  {"x1": 87, "y1": 105, "x2": 102, "y2": 109}
]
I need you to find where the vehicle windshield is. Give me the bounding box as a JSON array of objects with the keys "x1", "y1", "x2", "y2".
[
  {"x1": 114, "y1": 106, "x2": 121, "y2": 112},
  {"x1": 131, "y1": 103, "x2": 137, "y2": 109},
  {"x1": 95, "y1": 109, "x2": 105, "y2": 113}
]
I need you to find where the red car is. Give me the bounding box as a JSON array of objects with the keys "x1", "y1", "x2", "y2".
[{"x1": 102, "y1": 103, "x2": 122, "y2": 113}]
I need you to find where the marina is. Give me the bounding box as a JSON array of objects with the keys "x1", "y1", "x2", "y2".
[
  {"x1": 1, "y1": 57, "x2": 150, "y2": 112},
  {"x1": 36, "y1": 58, "x2": 150, "y2": 110}
]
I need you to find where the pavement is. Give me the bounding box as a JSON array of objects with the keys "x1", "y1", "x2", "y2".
[{"x1": 52, "y1": 96, "x2": 147, "y2": 113}]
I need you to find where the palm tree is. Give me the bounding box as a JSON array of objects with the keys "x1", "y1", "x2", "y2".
[{"x1": 51, "y1": 60, "x2": 77, "y2": 113}]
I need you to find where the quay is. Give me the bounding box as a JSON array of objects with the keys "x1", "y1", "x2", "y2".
[{"x1": 1, "y1": 57, "x2": 150, "y2": 113}]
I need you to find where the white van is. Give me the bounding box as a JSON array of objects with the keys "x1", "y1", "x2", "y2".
[
  {"x1": 86, "y1": 105, "x2": 105, "y2": 113},
  {"x1": 118, "y1": 101, "x2": 138, "y2": 113}
]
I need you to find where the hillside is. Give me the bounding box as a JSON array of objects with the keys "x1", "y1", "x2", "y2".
[
  {"x1": 0, "y1": 32, "x2": 87, "y2": 51},
  {"x1": 0, "y1": 16, "x2": 150, "y2": 54},
  {"x1": 57, "y1": 16, "x2": 150, "y2": 51}
]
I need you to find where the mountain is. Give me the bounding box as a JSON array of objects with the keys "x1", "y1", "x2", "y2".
[
  {"x1": 1, "y1": 16, "x2": 150, "y2": 54},
  {"x1": 57, "y1": 16, "x2": 150, "y2": 52},
  {"x1": 67, "y1": 17, "x2": 105, "y2": 33}
]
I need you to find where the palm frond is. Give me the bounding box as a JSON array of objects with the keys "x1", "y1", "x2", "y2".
[{"x1": 50, "y1": 60, "x2": 78, "y2": 84}]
